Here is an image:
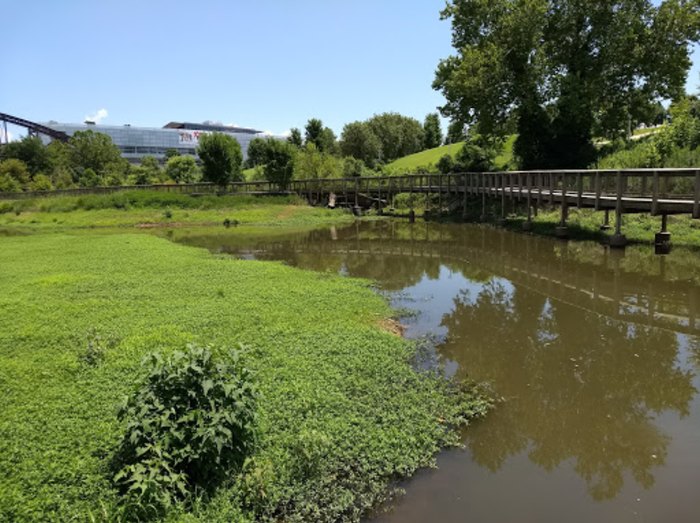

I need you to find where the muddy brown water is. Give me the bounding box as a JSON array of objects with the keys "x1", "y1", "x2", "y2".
[{"x1": 169, "y1": 221, "x2": 700, "y2": 523}]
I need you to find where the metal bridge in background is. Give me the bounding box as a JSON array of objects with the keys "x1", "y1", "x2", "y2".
[{"x1": 0, "y1": 112, "x2": 69, "y2": 144}]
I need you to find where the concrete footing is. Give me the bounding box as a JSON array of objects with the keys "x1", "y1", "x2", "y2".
[
  {"x1": 609, "y1": 234, "x2": 628, "y2": 248},
  {"x1": 555, "y1": 226, "x2": 569, "y2": 239},
  {"x1": 479, "y1": 214, "x2": 487, "y2": 222},
  {"x1": 352, "y1": 205, "x2": 362, "y2": 217},
  {"x1": 522, "y1": 221, "x2": 533, "y2": 232},
  {"x1": 655, "y1": 231, "x2": 671, "y2": 245},
  {"x1": 408, "y1": 209, "x2": 416, "y2": 223}
]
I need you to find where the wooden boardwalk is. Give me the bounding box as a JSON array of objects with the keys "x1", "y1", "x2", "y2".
[{"x1": 3, "y1": 168, "x2": 700, "y2": 245}]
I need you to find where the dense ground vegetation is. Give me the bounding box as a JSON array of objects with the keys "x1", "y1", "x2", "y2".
[
  {"x1": 0, "y1": 192, "x2": 351, "y2": 229},
  {"x1": 0, "y1": 229, "x2": 488, "y2": 521}
]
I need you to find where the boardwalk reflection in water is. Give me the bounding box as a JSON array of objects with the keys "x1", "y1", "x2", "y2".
[{"x1": 170, "y1": 221, "x2": 700, "y2": 523}]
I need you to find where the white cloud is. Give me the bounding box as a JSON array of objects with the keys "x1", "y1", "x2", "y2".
[
  {"x1": 261, "y1": 129, "x2": 290, "y2": 137},
  {"x1": 84, "y1": 108, "x2": 108, "y2": 124}
]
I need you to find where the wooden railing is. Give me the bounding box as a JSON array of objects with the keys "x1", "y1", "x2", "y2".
[{"x1": 2, "y1": 169, "x2": 700, "y2": 215}]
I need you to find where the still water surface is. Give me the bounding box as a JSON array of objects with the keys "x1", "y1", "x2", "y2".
[{"x1": 171, "y1": 221, "x2": 700, "y2": 523}]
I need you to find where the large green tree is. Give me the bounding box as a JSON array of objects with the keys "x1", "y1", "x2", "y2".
[
  {"x1": 287, "y1": 128, "x2": 303, "y2": 148},
  {"x1": 423, "y1": 113, "x2": 443, "y2": 149},
  {"x1": 0, "y1": 136, "x2": 51, "y2": 175},
  {"x1": 165, "y1": 155, "x2": 201, "y2": 184},
  {"x1": 67, "y1": 130, "x2": 122, "y2": 174},
  {"x1": 434, "y1": 0, "x2": 700, "y2": 169},
  {"x1": 197, "y1": 133, "x2": 243, "y2": 186},
  {"x1": 246, "y1": 137, "x2": 271, "y2": 167},
  {"x1": 304, "y1": 118, "x2": 337, "y2": 154},
  {"x1": 263, "y1": 140, "x2": 296, "y2": 188},
  {"x1": 366, "y1": 112, "x2": 425, "y2": 162},
  {"x1": 339, "y1": 121, "x2": 382, "y2": 168}
]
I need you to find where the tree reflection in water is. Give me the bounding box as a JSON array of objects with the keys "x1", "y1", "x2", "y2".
[{"x1": 441, "y1": 279, "x2": 696, "y2": 500}]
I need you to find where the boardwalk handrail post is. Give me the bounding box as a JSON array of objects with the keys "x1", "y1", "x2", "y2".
[
  {"x1": 576, "y1": 172, "x2": 583, "y2": 208},
  {"x1": 463, "y1": 172, "x2": 468, "y2": 219},
  {"x1": 555, "y1": 173, "x2": 569, "y2": 239},
  {"x1": 549, "y1": 171, "x2": 555, "y2": 206},
  {"x1": 610, "y1": 170, "x2": 627, "y2": 248},
  {"x1": 480, "y1": 172, "x2": 487, "y2": 221},
  {"x1": 651, "y1": 170, "x2": 659, "y2": 216},
  {"x1": 500, "y1": 172, "x2": 506, "y2": 220},
  {"x1": 694, "y1": 169, "x2": 700, "y2": 219},
  {"x1": 523, "y1": 172, "x2": 533, "y2": 231}
]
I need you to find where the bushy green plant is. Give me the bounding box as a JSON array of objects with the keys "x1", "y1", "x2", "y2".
[
  {"x1": 0, "y1": 158, "x2": 31, "y2": 190},
  {"x1": 80, "y1": 328, "x2": 116, "y2": 367},
  {"x1": 197, "y1": 133, "x2": 243, "y2": 185},
  {"x1": 165, "y1": 155, "x2": 201, "y2": 184},
  {"x1": 113, "y1": 344, "x2": 259, "y2": 516},
  {"x1": 0, "y1": 173, "x2": 21, "y2": 192},
  {"x1": 342, "y1": 156, "x2": 367, "y2": 178},
  {"x1": 455, "y1": 134, "x2": 496, "y2": 172},
  {"x1": 437, "y1": 154, "x2": 455, "y2": 174}
]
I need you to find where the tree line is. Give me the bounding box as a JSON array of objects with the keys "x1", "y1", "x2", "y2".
[
  {"x1": 0, "y1": 131, "x2": 202, "y2": 192},
  {"x1": 0, "y1": 111, "x2": 449, "y2": 192}
]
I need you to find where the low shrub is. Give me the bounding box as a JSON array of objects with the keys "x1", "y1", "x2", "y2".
[
  {"x1": 113, "y1": 343, "x2": 259, "y2": 518},
  {"x1": 80, "y1": 328, "x2": 116, "y2": 367}
]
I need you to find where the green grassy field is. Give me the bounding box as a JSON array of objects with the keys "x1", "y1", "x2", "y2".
[
  {"x1": 0, "y1": 191, "x2": 353, "y2": 230},
  {"x1": 384, "y1": 142, "x2": 466, "y2": 172},
  {"x1": 0, "y1": 202, "x2": 487, "y2": 521},
  {"x1": 385, "y1": 135, "x2": 516, "y2": 174}
]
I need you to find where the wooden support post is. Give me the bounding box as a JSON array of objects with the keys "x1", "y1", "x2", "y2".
[
  {"x1": 518, "y1": 172, "x2": 523, "y2": 201},
  {"x1": 693, "y1": 169, "x2": 700, "y2": 219},
  {"x1": 651, "y1": 170, "x2": 659, "y2": 216},
  {"x1": 510, "y1": 173, "x2": 516, "y2": 214},
  {"x1": 428, "y1": 174, "x2": 432, "y2": 213},
  {"x1": 523, "y1": 172, "x2": 533, "y2": 231},
  {"x1": 594, "y1": 171, "x2": 601, "y2": 210},
  {"x1": 549, "y1": 172, "x2": 555, "y2": 205},
  {"x1": 480, "y1": 172, "x2": 486, "y2": 220},
  {"x1": 655, "y1": 213, "x2": 671, "y2": 246},
  {"x1": 556, "y1": 173, "x2": 568, "y2": 238},
  {"x1": 463, "y1": 173, "x2": 468, "y2": 219},
  {"x1": 576, "y1": 172, "x2": 583, "y2": 208},
  {"x1": 354, "y1": 177, "x2": 359, "y2": 208},
  {"x1": 500, "y1": 173, "x2": 506, "y2": 220},
  {"x1": 610, "y1": 170, "x2": 627, "y2": 248}
]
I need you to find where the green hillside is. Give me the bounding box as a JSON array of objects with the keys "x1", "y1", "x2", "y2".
[
  {"x1": 385, "y1": 135, "x2": 516, "y2": 173},
  {"x1": 385, "y1": 142, "x2": 465, "y2": 172}
]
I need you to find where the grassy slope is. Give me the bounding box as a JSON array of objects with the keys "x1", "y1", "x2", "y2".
[
  {"x1": 385, "y1": 135, "x2": 516, "y2": 173},
  {"x1": 0, "y1": 232, "x2": 485, "y2": 521},
  {"x1": 385, "y1": 142, "x2": 466, "y2": 172},
  {"x1": 0, "y1": 192, "x2": 352, "y2": 230}
]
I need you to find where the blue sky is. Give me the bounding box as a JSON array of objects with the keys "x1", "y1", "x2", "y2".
[{"x1": 1, "y1": 0, "x2": 698, "y2": 140}]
